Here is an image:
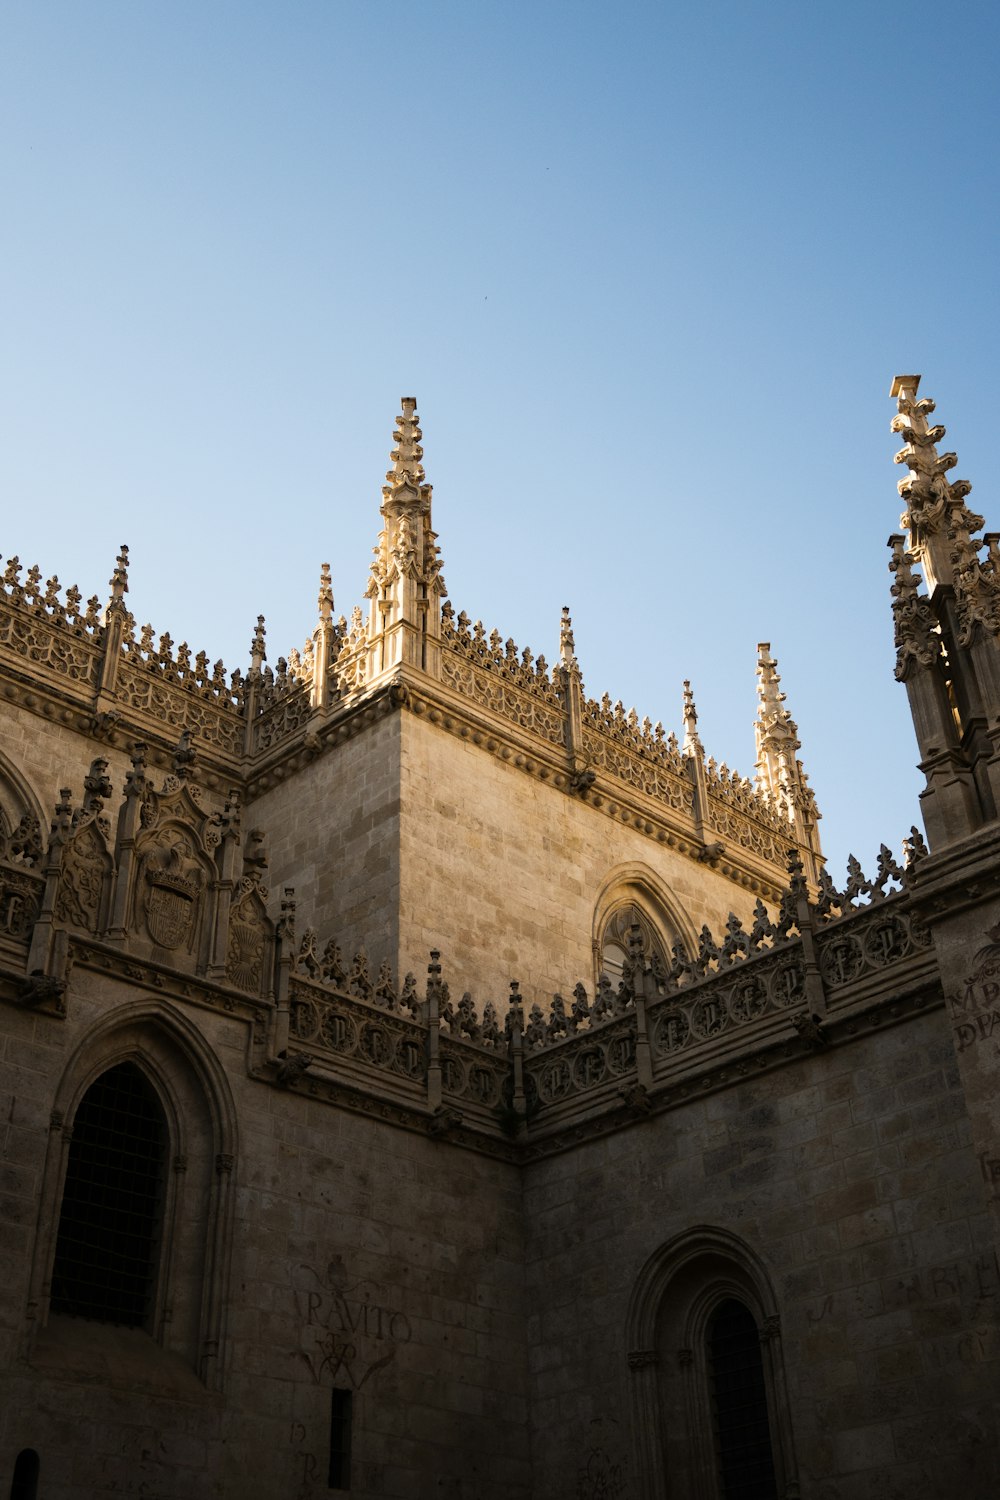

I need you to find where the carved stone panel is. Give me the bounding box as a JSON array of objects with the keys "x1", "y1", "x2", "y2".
[
  {"x1": 55, "y1": 824, "x2": 111, "y2": 934},
  {"x1": 138, "y1": 827, "x2": 206, "y2": 954}
]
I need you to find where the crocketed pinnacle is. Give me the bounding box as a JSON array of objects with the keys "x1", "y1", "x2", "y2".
[
  {"x1": 249, "y1": 615, "x2": 266, "y2": 673},
  {"x1": 890, "y1": 374, "x2": 979, "y2": 592},
  {"x1": 383, "y1": 397, "x2": 432, "y2": 505},
  {"x1": 364, "y1": 398, "x2": 447, "y2": 637},
  {"x1": 754, "y1": 643, "x2": 801, "y2": 803},
  {"x1": 890, "y1": 375, "x2": 999, "y2": 644}
]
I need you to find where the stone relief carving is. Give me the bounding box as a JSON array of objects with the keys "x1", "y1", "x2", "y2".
[
  {"x1": 139, "y1": 828, "x2": 206, "y2": 951},
  {"x1": 54, "y1": 822, "x2": 111, "y2": 934},
  {"x1": 226, "y1": 878, "x2": 271, "y2": 994}
]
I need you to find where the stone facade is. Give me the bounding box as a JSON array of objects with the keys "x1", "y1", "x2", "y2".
[{"x1": 1, "y1": 381, "x2": 998, "y2": 1498}]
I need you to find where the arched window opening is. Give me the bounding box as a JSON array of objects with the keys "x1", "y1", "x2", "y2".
[
  {"x1": 51, "y1": 1062, "x2": 166, "y2": 1328},
  {"x1": 9, "y1": 1448, "x2": 40, "y2": 1500},
  {"x1": 598, "y1": 902, "x2": 669, "y2": 989},
  {"x1": 626, "y1": 1228, "x2": 799, "y2": 1500},
  {"x1": 708, "y1": 1299, "x2": 777, "y2": 1500}
]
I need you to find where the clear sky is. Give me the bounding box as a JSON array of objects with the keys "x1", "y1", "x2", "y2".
[{"x1": 2, "y1": 1, "x2": 998, "y2": 877}]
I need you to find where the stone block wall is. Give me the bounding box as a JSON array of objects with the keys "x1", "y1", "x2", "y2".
[
  {"x1": 0, "y1": 978, "x2": 530, "y2": 1500},
  {"x1": 521, "y1": 1004, "x2": 1000, "y2": 1500},
  {"x1": 399, "y1": 712, "x2": 764, "y2": 1003},
  {"x1": 248, "y1": 711, "x2": 402, "y2": 975}
]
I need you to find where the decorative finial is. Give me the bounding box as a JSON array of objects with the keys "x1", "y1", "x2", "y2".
[
  {"x1": 754, "y1": 643, "x2": 797, "y2": 786},
  {"x1": 384, "y1": 398, "x2": 431, "y2": 503},
  {"x1": 83, "y1": 756, "x2": 112, "y2": 806},
  {"x1": 250, "y1": 615, "x2": 266, "y2": 674},
  {"x1": 318, "y1": 563, "x2": 333, "y2": 623},
  {"x1": 109, "y1": 544, "x2": 129, "y2": 602},
  {"x1": 681, "y1": 680, "x2": 702, "y2": 756},
  {"x1": 559, "y1": 606, "x2": 577, "y2": 670}
]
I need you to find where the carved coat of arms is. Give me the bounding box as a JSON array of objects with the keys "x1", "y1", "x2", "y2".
[{"x1": 142, "y1": 832, "x2": 203, "y2": 950}]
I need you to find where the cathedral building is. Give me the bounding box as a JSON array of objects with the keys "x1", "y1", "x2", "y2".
[{"x1": 0, "y1": 376, "x2": 998, "y2": 1498}]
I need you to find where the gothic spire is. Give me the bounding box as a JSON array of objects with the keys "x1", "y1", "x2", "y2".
[
  {"x1": 753, "y1": 643, "x2": 822, "y2": 862},
  {"x1": 754, "y1": 644, "x2": 806, "y2": 804},
  {"x1": 360, "y1": 399, "x2": 447, "y2": 680}
]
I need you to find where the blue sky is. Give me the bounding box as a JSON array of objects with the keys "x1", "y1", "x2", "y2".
[{"x1": 2, "y1": 1, "x2": 998, "y2": 876}]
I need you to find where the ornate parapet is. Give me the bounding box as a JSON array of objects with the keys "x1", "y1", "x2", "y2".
[
  {"x1": 0, "y1": 559, "x2": 103, "y2": 697},
  {"x1": 250, "y1": 680, "x2": 313, "y2": 756},
  {"x1": 706, "y1": 793, "x2": 789, "y2": 866},
  {"x1": 581, "y1": 694, "x2": 693, "y2": 813},
  {"x1": 115, "y1": 657, "x2": 244, "y2": 759},
  {"x1": 440, "y1": 606, "x2": 565, "y2": 744}
]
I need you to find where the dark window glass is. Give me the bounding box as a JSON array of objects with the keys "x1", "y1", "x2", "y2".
[
  {"x1": 10, "y1": 1449, "x2": 40, "y2": 1500},
  {"x1": 50, "y1": 1063, "x2": 166, "y2": 1328},
  {"x1": 328, "y1": 1388, "x2": 353, "y2": 1490},
  {"x1": 708, "y1": 1299, "x2": 777, "y2": 1500}
]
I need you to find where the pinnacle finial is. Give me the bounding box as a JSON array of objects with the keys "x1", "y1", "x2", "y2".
[
  {"x1": 755, "y1": 643, "x2": 794, "y2": 735},
  {"x1": 105, "y1": 543, "x2": 129, "y2": 617},
  {"x1": 559, "y1": 606, "x2": 577, "y2": 670},
  {"x1": 111, "y1": 544, "x2": 129, "y2": 597},
  {"x1": 250, "y1": 614, "x2": 266, "y2": 673},
  {"x1": 754, "y1": 642, "x2": 805, "y2": 813},
  {"x1": 890, "y1": 376, "x2": 1000, "y2": 646},
  {"x1": 318, "y1": 562, "x2": 333, "y2": 622},
  {"x1": 890, "y1": 374, "x2": 980, "y2": 593},
  {"x1": 756, "y1": 646, "x2": 819, "y2": 841},
  {"x1": 384, "y1": 397, "x2": 431, "y2": 501},
  {"x1": 681, "y1": 680, "x2": 702, "y2": 756}
]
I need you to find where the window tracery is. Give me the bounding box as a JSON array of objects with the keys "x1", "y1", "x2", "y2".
[{"x1": 596, "y1": 901, "x2": 670, "y2": 991}]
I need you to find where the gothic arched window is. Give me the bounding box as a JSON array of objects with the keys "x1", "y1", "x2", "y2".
[
  {"x1": 597, "y1": 902, "x2": 669, "y2": 990},
  {"x1": 50, "y1": 1062, "x2": 167, "y2": 1328},
  {"x1": 626, "y1": 1227, "x2": 798, "y2": 1499},
  {"x1": 29, "y1": 1007, "x2": 238, "y2": 1392}
]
